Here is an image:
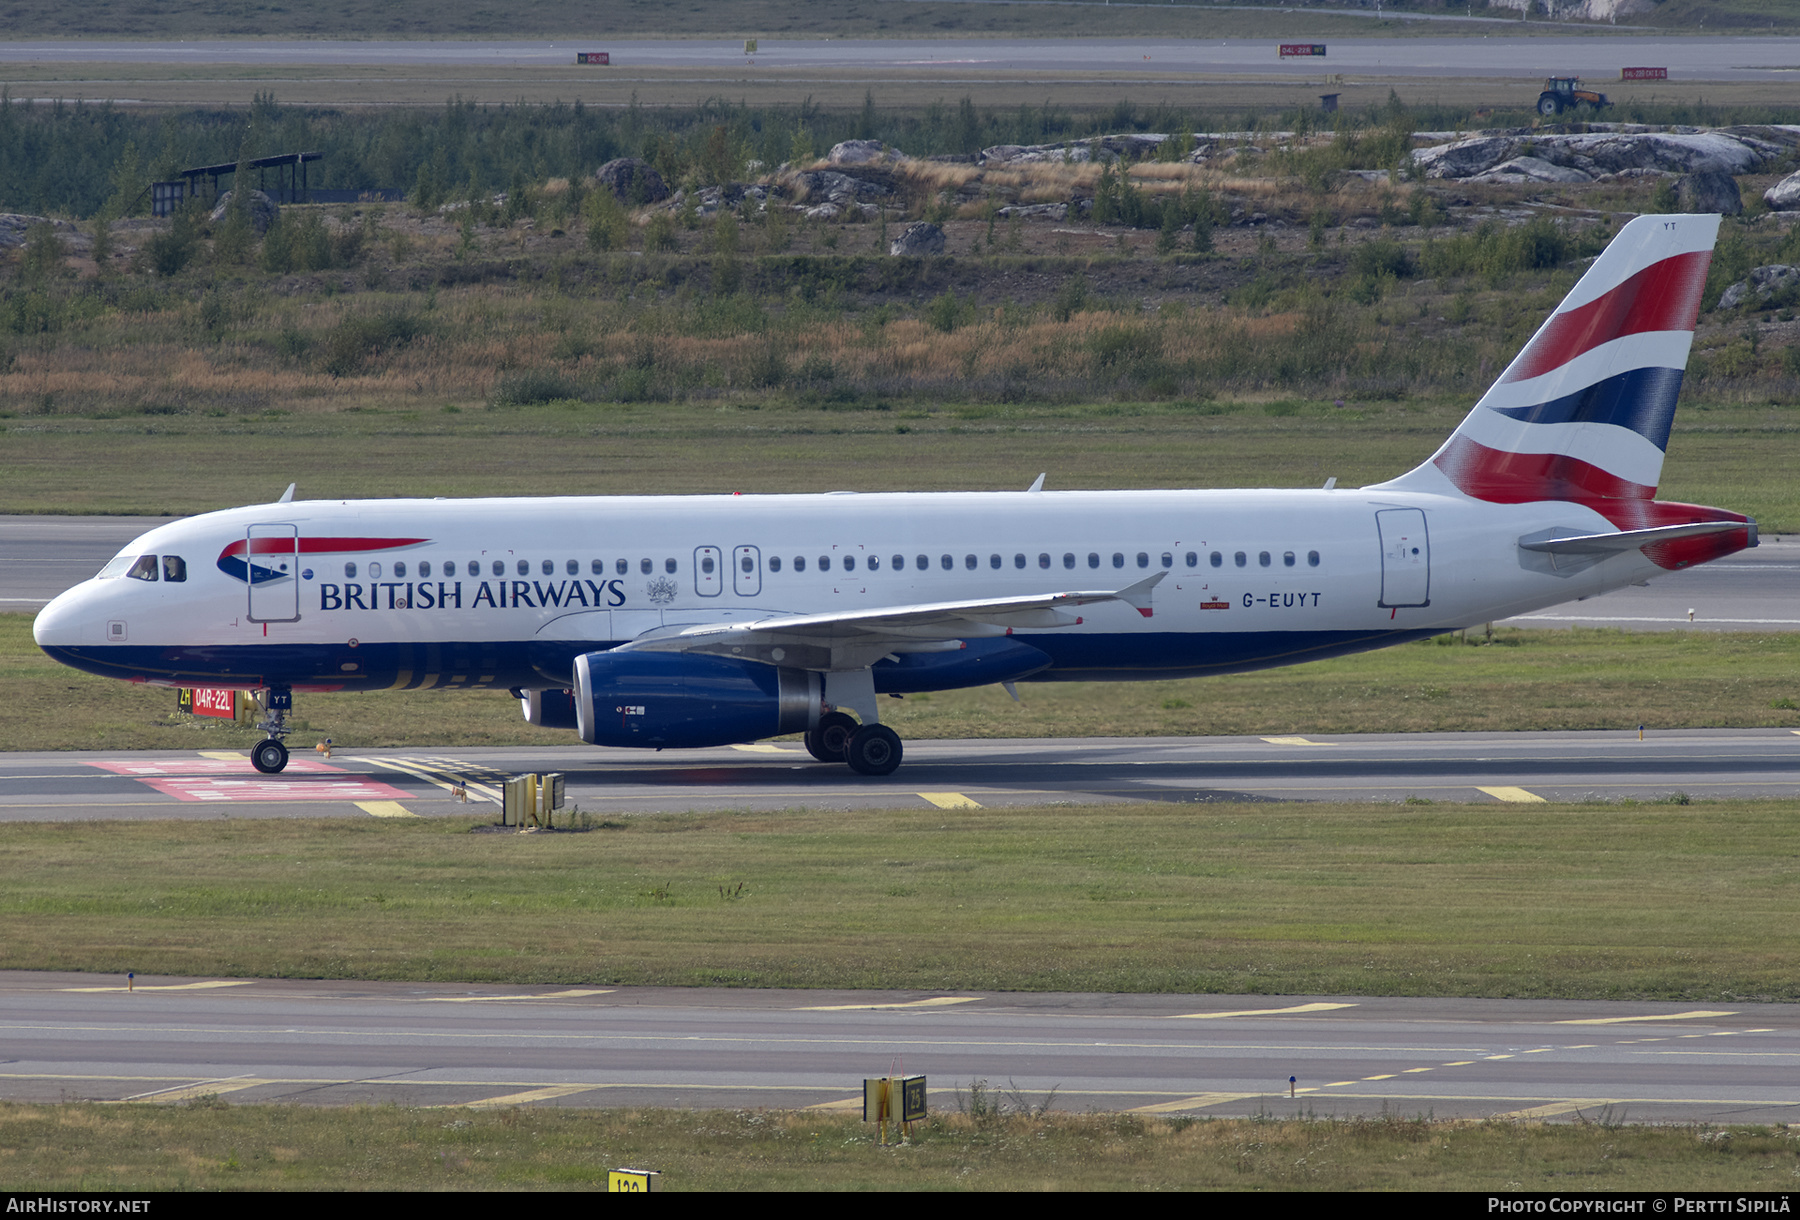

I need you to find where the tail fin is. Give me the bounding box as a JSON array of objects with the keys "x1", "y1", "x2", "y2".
[{"x1": 1377, "y1": 213, "x2": 1718, "y2": 504}]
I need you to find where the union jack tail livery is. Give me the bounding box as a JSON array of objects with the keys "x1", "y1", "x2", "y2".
[{"x1": 1378, "y1": 213, "x2": 1749, "y2": 568}]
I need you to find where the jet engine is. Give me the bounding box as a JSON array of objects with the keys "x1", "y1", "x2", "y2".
[{"x1": 572, "y1": 650, "x2": 822, "y2": 749}]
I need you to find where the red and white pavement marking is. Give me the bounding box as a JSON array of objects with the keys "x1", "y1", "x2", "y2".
[{"x1": 86, "y1": 757, "x2": 411, "y2": 803}]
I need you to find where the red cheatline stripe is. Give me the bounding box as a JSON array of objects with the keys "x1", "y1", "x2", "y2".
[
  {"x1": 219, "y1": 536, "x2": 428, "y2": 558},
  {"x1": 1501, "y1": 250, "x2": 1711, "y2": 384},
  {"x1": 1433, "y1": 435, "x2": 1654, "y2": 504}
]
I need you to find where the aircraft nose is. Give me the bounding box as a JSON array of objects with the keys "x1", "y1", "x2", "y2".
[{"x1": 33, "y1": 583, "x2": 94, "y2": 649}]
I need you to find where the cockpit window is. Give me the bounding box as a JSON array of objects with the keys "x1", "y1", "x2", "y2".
[
  {"x1": 161, "y1": 555, "x2": 187, "y2": 583},
  {"x1": 97, "y1": 554, "x2": 133, "y2": 579},
  {"x1": 125, "y1": 555, "x2": 159, "y2": 582}
]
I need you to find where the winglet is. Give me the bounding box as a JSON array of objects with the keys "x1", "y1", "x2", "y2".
[
  {"x1": 277, "y1": 483, "x2": 296, "y2": 503},
  {"x1": 1115, "y1": 571, "x2": 1166, "y2": 618},
  {"x1": 1027, "y1": 472, "x2": 1046, "y2": 493}
]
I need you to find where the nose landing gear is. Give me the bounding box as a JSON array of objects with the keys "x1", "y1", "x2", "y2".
[{"x1": 249, "y1": 686, "x2": 293, "y2": 774}]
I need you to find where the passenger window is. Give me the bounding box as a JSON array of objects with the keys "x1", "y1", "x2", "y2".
[
  {"x1": 1112, "y1": 553, "x2": 1125, "y2": 569},
  {"x1": 640, "y1": 558, "x2": 652, "y2": 575},
  {"x1": 1160, "y1": 553, "x2": 1172, "y2": 569},
  {"x1": 844, "y1": 555, "x2": 856, "y2": 572},
  {"x1": 541, "y1": 559, "x2": 553, "y2": 576},
  {"x1": 820, "y1": 556, "x2": 832, "y2": 572},
  {"x1": 964, "y1": 554, "x2": 977, "y2": 570},
  {"x1": 370, "y1": 562, "x2": 383, "y2": 579},
  {"x1": 1185, "y1": 552, "x2": 1197, "y2": 568},
  {"x1": 1210, "y1": 552, "x2": 1222, "y2": 568},
  {"x1": 563, "y1": 559, "x2": 575, "y2": 576},
  {"x1": 420, "y1": 561, "x2": 432, "y2": 578},
  {"x1": 1038, "y1": 553, "x2": 1051, "y2": 569},
  {"x1": 517, "y1": 560, "x2": 529, "y2": 576},
  {"x1": 616, "y1": 558, "x2": 628, "y2": 575},
  {"x1": 1259, "y1": 552, "x2": 1271, "y2": 567},
  {"x1": 394, "y1": 561, "x2": 407, "y2": 578},
  {"x1": 592, "y1": 559, "x2": 605, "y2": 575},
  {"x1": 892, "y1": 554, "x2": 905, "y2": 570},
  {"x1": 869, "y1": 555, "x2": 881, "y2": 571},
  {"x1": 664, "y1": 558, "x2": 677, "y2": 574},
  {"x1": 126, "y1": 555, "x2": 158, "y2": 582},
  {"x1": 344, "y1": 561, "x2": 358, "y2": 578},
  {"x1": 916, "y1": 555, "x2": 929, "y2": 571},
  {"x1": 1063, "y1": 553, "x2": 1075, "y2": 569},
  {"x1": 493, "y1": 560, "x2": 506, "y2": 577},
  {"x1": 940, "y1": 554, "x2": 953, "y2": 571},
  {"x1": 1283, "y1": 551, "x2": 1296, "y2": 567},
  {"x1": 1308, "y1": 550, "x2": 1321, "y2": 567},
  {"x1": 740, "y1": 555, "x2": 754, "y2": 573},
  {"x1": 989, "y1": 554, "x2": 1001, "y2": 570},
  {"x1": 162, "y1": 555, "x2": 187, "y2": 582},
  {"x1": 701, "y1": 555, "x2": 716, "y2": 575},
  {"x1": 1234, "y1": 552, "x2": 1247, "y2": 567},
  {"x1": 1014, "y1": 553, "x2": 1026, "y2": 569},
  {"x1": 1137, "y1": 553, "x2": 1149, "y2": 569},
  {"x1": 1087, "y1": 553, "x2": 1099, "y2": 569},
  {"x1": 770, "y1": 556, "x2": 782, "y2": 573},
  {"x1": 795, "y1": 556, "x2": 806, "y2": 572}
]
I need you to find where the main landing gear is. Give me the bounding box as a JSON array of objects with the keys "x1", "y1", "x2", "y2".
[
  {"x1": 249, "y1": 685, "x2": 293, "y2": 774},
  {"x1": 803, "y1": 710, "x2": 904, "y2": 776}
]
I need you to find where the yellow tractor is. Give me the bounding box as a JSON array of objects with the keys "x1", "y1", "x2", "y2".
[{"x1": 1537, "y1": 76, "x2": 1611, "y2": 117}]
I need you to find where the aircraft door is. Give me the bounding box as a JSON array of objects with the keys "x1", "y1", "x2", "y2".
[
  {"x1": 1376, "y1": 509, "x2": 1430, "y2": 608},
  {"x1": 246, "y1": 523, "x2": 301, "y2": 623},
  {"x1": 694, "y1": 546, "x2": 722, "y2": 597},
  {"x1": 733, "y1": 545, "x2": 761, "y2": 596}
]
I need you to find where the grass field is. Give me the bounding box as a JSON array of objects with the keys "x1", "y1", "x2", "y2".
[
  {"x1": 2, "y1": 798, "x2": 1795, "y2": 998},
  {"x1": 6, "y1": 1104, "x2": 1798, "y2": 1191}
]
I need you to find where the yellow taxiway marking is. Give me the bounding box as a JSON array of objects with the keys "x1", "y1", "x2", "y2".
[
  {"x1": 1132, "y1": 1093, "x2": 1261, "y2": 1114},
  {"x1": 198, "y1": 751, "x2": 247, "y2": 761},
  {"x1": 421, "y1": 989, "x2": 615, "y2": 1003},
  {"x1": 1362, "y1": 1074, "x2": 1398, "y2": 1081},
  {"x1": 796, "y1": 996, "x2": 981, "y2": 1012},
  {"x1": 356, "y1": 800, "x2": 418, "y2": 818},
  {"x1": 1402, "y1": 1068, "x2": 1435, "y2": 1074},
  {"x1": 1172, "y1": 1002, "x2": 1357, "y2": 1020},
  {"x1": 730, "y1": 743, "x2": 795, "y2": 753},
  {"x1": 451, "y1": 1084, "x2": 599, "y2": 1109},
  {"x1": 363, "y1": 755, "x2": 503, "y2": 804},
  {"x1": 1324, "y1": 1080, "x2": 1360, "y2": 1088},
  {"x1": 1261, "y1": 736, "x2": 1331, "y2": 746},
  {"x1": 919, "y1": 792, "x2": 982, "y2": 809},
  {"x1": 63, "y1": 980, "x2": 254, "y2": 993},
  {"x1": 1557, "y1": 1010, "x2": 1737, "y2": 1025},
  {"x1": 1493, "y1": 1100, "x2": 1620, "y2": 1120},
  {"x1": 1478, "y1": 786, "x2": 1547, "y2": 803},
  {"x1": 119, "y1": 1077, "x2": 268, "y2": 1104},
  {"x1": 1442, "y1": 1061, "x2": 1478, "y2": 1066}
]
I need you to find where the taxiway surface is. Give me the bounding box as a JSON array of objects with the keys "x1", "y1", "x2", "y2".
[{"x1": 1, "y1": 972, "x2": 1792, "y2": 1122}]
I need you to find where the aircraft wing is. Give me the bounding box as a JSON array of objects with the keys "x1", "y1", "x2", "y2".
[{"x1": 617, "y1": 572, "x2": 1165, "y2": 670}]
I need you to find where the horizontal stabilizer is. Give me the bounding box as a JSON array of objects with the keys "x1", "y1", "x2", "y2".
[{"x1": 1518, "y1": 520, "x2": 1745, "y2": 556}]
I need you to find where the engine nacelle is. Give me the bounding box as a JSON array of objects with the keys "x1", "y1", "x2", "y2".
[
  {"x1": 520, "y1": 688, "x2": 581, "y2": 730},
  {"x1": 573, "y1": 650, "x2": 821, "y2": 749}
]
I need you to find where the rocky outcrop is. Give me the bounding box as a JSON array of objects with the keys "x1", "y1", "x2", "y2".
[
  {"x1": 980, "y1": 133, "x2": 1178, "y2": 165},
  {"x1": 1677, "y1": 168, "x2": 1742, "y2": 216},
  {"x1": 209, "y1": 189, "x2": 279, "y2": 234},
  {"x1": 0, "y1": 214, "x2": 82, "y2": 249},
  {"x1": 1469, "y1": 155, "x2": 1595, "y2": 184},
  {"x1": 594, "y1": 157, "x2": 670, "y2": 204},
  {"x1": 828, "y1": 139, "x2": 897, "y2": 165},
  {"x1": 1413, "y1": 129, "x2": 1783, "y2": 182},
  {"x1": 888, "y1": 221, "x2": 944, "y2": 257},
  {"x1": 791, "y1": 170, "x2": 893, "y2": 207},
  {"x1": 1764, "y1": 168, "x2": 1800, "y2": 211},
  {"x1": 1718, "y1": 265, "x2": 1800, "y2": 311}
]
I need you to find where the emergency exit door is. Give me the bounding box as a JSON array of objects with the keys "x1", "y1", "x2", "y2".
[{"x1": 1376, "y1": 509, "x2": 1430, "y2": 608}]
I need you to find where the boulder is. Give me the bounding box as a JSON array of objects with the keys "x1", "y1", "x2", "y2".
[
  {"x1": 828, "y1": 139, "x2": 895, "y2": 165},
  {"x1": 594, "y1": 157, "x2": 670, "y2": 204},
  {"x1": 1717, "y1": 264, "x2": 1800, "y2": 311},
  {"x1": 0, "y1": 213, "x2": 81, "y2": 249},
  {"x1": 209, "y1": 189, "x2": 279, "y2": 234},
  {"x1": 1412, "y1": 136, "x2": 1517, "y2": 181},
  {"x1": 1764, "y1": 168, "x2": 1800, "y2": 211},
  {"x1": 1469, "y1": 156, "x2": 1593, "y2": 184},
  {"x1": 1676, "y1": 168, "x2": 1742, "y2": 216},
  {"x1": 793, "y1": 170, "x2": 892, "y2": 206},
  {"x1": 889, "y1": 221, "x2": 944, "y2": 257}
]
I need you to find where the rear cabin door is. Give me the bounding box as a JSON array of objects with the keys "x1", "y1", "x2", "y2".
[
  {"x1": 1376, "y1": 509, "x2": 1430, "y2": 608},
  {"x1": 246, "y1": 524, "x2": 301, "y2": 623}
]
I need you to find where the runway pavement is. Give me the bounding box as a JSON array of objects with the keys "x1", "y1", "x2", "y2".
[
  {"x1": 4, "y1": 729, "x2": 1800, "y2": 821},
  {"x1": 3, "y1": 515, "x2": 1795, "y2": 630},
  {"x1": 1, "y1": 971, "x2": 1793, "y2": 1122},
  {"x1": 0, "y1": 36, "x2": 1793, "y2": 82}
]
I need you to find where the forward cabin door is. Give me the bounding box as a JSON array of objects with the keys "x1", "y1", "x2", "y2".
[
  {"x1": 1376, "y1": 509, "x2": 1430, "y2": 608},
  {"x1": 246, "y1": 523, "x2": 301, "y2": 623}
]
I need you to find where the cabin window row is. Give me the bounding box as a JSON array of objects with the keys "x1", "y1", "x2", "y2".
[{"x1": 344, "y1": 557, "x2": 676, "y2": 579}]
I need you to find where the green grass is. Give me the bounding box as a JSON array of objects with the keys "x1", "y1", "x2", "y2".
[
  {"x1": 9, "y1": 615, "x2": 1800, "y2": 753},
  {"x1": 5, "y1": 1104, "x2": 1798, "y2": 1191},
  {"x1": 2, "y1": 798, "x2": 1796, "y2": 998}
]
